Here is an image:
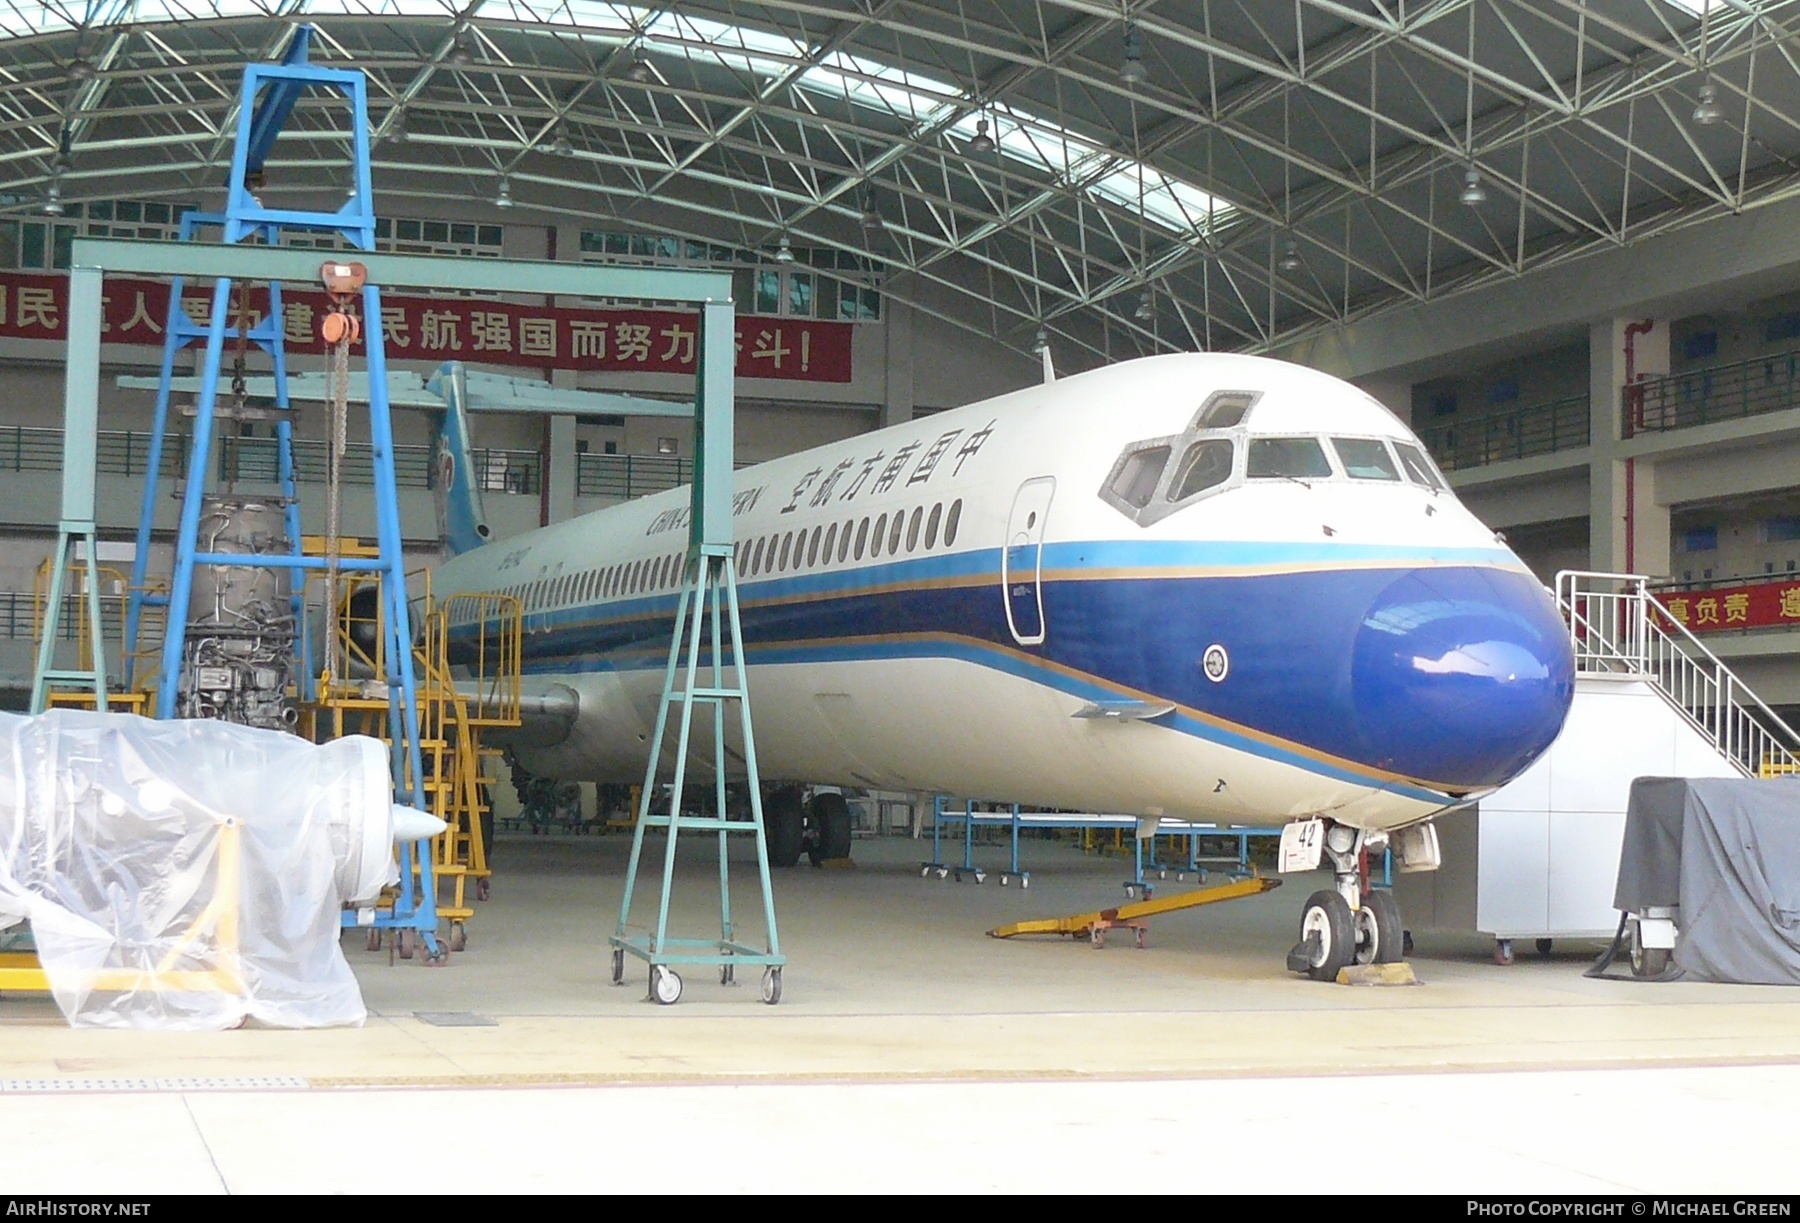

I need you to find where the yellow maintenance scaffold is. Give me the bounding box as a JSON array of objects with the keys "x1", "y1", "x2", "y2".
[{"x1": 298, "y1": 543, "x2": 522, "y2": 957}]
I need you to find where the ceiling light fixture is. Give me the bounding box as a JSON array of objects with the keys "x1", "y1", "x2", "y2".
[
  {"x1": 859, "y1": 192, "x2": 886, "y2": 230},
  {"x1": 41, "y1": 178, "x2": 64, "y2": 217},
  {"x1": 1032, "y1": 327, "x2": 1049, "y2": 354},
  {"x1": 774, "y1": 236, "x2": 795, "y2": 264},
  {"x1": 1277, "y1": 240, "x2": 1302, "y2": 273},
  {"x1": 1693, "y1": 80, "x2": 1725, "y2": 127},
  {"x1": 1459, "y1": 167, "x2": 1487, "y2": 206},
  {"x1": 67, "y1": 57, "x2": 95, "y2": 83},
  {"x1": 551, "y1": 127, "x2": 574, "y2": 157},
  {"x1": 494, "y1": 177, "x2": 513, "y2": 209},
  {"x1": 966, "y1": 117, "x2": 996, "y2": 156},
  {"x1": 1120, "y1": 24, "x2": 1148, "y2": 86},
  {"x1": 1135, "y1": 292, "x2": 1155, "y2": 321},
  {"x1": 624, "y1": 51, "x2": 653, "y2": 83}
]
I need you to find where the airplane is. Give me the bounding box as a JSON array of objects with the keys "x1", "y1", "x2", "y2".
[{"x1": 427, "y1": 351, "x2": 1577, "y2": 981}]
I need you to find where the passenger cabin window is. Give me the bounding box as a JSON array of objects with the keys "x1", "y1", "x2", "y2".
[
  {"x1": 1168, "y1": 439, "x2": 1234, "y2": 501},
  {"x1": 855, "y1": 518, "x2": 870, "y2": 560},
  {"x1": 1247, "y1": 437, "x2": 1331, "y2": 480},
  {"x1": 1109, "y1": 445, "x2": 1171, "y2": 509},
  {"x1": 944, "y1": 499, "x2": 962, "y2": 547},
  {"x1": 1330, "y1": 438, "x2": 1401, "y2": 481},
  {"x1": 1393, "y1": 442, "x2": 1446, "y2": 491}
]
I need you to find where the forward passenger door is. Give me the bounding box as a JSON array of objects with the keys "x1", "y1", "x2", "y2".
[{"x1": 1003, "y1": 477, "x2": 1055, "y2": 646}]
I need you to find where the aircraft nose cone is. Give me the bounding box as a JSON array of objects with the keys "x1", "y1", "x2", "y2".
[{"x1": 1351, "y1": 567, "x2": 1574, "y2": 791}]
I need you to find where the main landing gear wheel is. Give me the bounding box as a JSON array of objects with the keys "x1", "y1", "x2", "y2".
[
  {"x1": 1355, "y1": 889, "x2": 1404, "y2": 965},
  {"x1": 610, "y1": 948, "x2": 625, "y2": 985},
  {"x1": 760, "y1": 967, "x2": 782, "y2": 1005},
  {"x1": 809, "y1": 792, "x2": 853, "y2": 863},
  {"x1": 764, "y1": 787, "x2": 804, "y2": 868},
  {"x1": 1297, "y1": 889, "x2": 1355, "y2": 981},
  {"x1": 651, "y1": 966, "x2": 683, "y2": 1005}
]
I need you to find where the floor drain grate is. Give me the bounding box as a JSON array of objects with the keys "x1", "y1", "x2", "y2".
[
  {"x1": 414, "y1": 1011, "x2": 499, "y2": 1027},
  {"x1": 0, "y1": 1076, "x2": 310, "y2": 1093}
]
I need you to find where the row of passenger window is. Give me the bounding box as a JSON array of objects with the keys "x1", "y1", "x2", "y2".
[
  {"x1": 740, "y1": 498, "x2": 964, "y2": 578},
  {"x1": 479, "y1": 496, "x2": 968, "y2": 618}
]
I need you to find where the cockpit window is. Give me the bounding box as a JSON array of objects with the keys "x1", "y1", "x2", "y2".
[
  {"x1": 1393, "y1": 441, "x2": 1447, "y2": 490},
  {"x1": 1247, "y1": 437, "x2": 1331, "y2": 479},
  {"x1": 1169, "y1": 439, "x2": 1235, "y2": 501},
  {"x1": 1192, "y1": 390, "x2": 1257, "y2": 430},
  {"x1": 1330, "y1": 437, "x2": 1401, "y2": 481},
  {"x1": 1109, "y1": 444, "x2": 1170, "y2": 509}
]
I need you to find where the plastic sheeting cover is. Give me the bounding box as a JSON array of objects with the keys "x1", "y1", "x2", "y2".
[{"x1": 0, "y1": 710, "x2": 400, "y2": 1029}]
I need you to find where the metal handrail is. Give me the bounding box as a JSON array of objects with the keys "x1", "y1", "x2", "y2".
[
  {"x1": 1631, "y1": 348, "x2": 1800, "y2": 436},
  {"x1": 575, "y1": 451, "x2": 694, "y2": 499},
  {"x1": 1418, "y1": 394, "x2": 1589, "y2": 471},
  {"x1": 0, "y1": 426, "x2": 542, "y2": 495},
  {"x1": 1555, "y1": 569, "x2": 1800, "y2": 777}
]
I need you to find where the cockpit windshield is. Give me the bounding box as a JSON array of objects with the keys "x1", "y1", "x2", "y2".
[
  {"x1": 1392, "y1": 441, "x2": 1447, "y2": 490},
  {"x1": 1330, "y1": 437, "x2": 1402, "y2": 481},
  {"x1": 1169, "y1": 439, "x2": 1234, "y2": 501},
  {"x1": 1247, "y1": 437, "x2": 1332, "y2": 480}
]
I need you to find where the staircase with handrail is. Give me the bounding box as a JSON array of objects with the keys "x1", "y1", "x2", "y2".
[{"x1": 1554, "y1": 570, "x2": 1800, "y2": 777}]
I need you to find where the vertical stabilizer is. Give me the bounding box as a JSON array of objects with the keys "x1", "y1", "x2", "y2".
[{"x1": 429, "y1": 361, "x2": 493, "y2": 556}]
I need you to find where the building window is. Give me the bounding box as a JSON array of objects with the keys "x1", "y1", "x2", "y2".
[
  {"x1": 579, "y1": 228, "x2": 882, "y2": 320},
  {"x1": 1682, "y1": 526, "x2": 1719, "y2": 553}
]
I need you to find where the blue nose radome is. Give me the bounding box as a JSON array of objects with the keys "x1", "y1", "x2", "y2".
[{"x1": 1351, "y1": 567, "x2": 1574, "y2": 792}]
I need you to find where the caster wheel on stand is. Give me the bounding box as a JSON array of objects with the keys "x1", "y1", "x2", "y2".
[
  {"x1": 1493, "y1": 938, "x2": 1515, "y2": 966},
  {"x1": 760, "y1": 967, "x2": 782, "y2": 1005},
  {"x1": 448, "y1": 922, "x2": 467, "y2": 953},
  {"x1": 650, "y1": 966, "x2": 683, "y2": 1005},
  {"x1": 475, "y1": 877, "x2": 491, "y2": 902},
  {"x1": 366, "y1": 928, "x2": 382, "y2": 953},
  {"x1": 610, "y1": 948, "x2": 625, "y2": 985},
  {"x1": 720, "y1": 962, "x2": 736, "y2": 986},
  {"x1": 397, "y1": 929, "x2": 416, "y2": 960},
  {"x1": 423, "y1": 938, "x2": 450, "y2": 968}
]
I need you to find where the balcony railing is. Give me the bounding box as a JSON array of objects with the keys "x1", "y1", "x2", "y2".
[
  {"x1": 1419, "y1": 394, "x2": 1590, "y2": 471},
  {"x1": 1631, "y1": 349, "x2": 1800, "y2": 436},
  {"x1": 1, "y1": 426, "x2": 187, "y2": 478},
  {"x1": 0, "y1": 427, "x2": 542, "y2": 495},
  {"x1": 576, "y1": 452, "x2": 693, "y2": 499}
]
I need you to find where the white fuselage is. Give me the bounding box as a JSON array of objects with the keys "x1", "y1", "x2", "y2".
[{"x1": 436, "y1": 353, "x2": 1575, "y2": 832}]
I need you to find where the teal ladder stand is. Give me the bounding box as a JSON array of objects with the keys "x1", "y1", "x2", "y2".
[{"x1": 611, "y1": 303, "x2": 785, "y2": 1006}]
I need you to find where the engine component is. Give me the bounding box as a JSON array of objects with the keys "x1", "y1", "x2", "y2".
[
  {"x1": 175, "y1": 496, "x2": 299, "y2": 731},
  {"x1": 0, "y1": 710, "x2": 445, "y2": 1029}
]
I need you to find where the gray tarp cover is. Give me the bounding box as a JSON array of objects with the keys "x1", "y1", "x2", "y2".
[{"x1": 1618, "y1": 776, "x2": 1800, "y2": 984}]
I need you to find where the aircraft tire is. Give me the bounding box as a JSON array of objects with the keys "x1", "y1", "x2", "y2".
[
  {"x1": 811, "y1": 792, "x2": 853, "y2": 860},
  {"x1": 1299, "y1": 889, "x2": 1355, "y2": 982},
  {"x1": 765, "y1": 787, "x2": 805, "y2": 868},
  {"x1": 1360, "y1": 889, "x2": 1404, "y2": 964}
]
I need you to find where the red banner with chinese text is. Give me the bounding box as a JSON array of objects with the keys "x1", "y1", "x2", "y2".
[
  {"x1": 0, "y1": 270, "x2": 853, "y2": 383},
  {"x1": 1655, "y1": 580, "x2": 1800, "y2": 634}
]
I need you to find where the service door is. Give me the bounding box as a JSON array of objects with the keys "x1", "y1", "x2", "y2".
[{"x1": 1003, "y1": 477, "x2": 1055, "y2": 645}]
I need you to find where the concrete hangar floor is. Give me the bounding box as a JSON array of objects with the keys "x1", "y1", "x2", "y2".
[{"x1": 0, "y1": 828, "x2": 1796, "y2": 1195}]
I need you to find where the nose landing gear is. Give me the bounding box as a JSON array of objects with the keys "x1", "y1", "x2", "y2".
[{"x1": 1284, "y1": 821, "x2": 1407, "y2": 981}]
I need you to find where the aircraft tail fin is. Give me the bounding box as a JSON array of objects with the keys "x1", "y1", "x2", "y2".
[{"x1": 428, "y1": 361, "x2": 493, "y2": 556}]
